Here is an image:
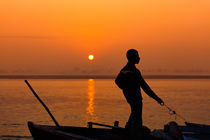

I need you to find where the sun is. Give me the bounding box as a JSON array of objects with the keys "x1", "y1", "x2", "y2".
[{"x1": 88, "y1": 55, "x2": 94, "y2": 61}]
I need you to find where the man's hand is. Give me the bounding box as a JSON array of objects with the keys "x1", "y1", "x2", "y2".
[{"x1": 156, "y1": 97, "x2": 164, "y2": 105}]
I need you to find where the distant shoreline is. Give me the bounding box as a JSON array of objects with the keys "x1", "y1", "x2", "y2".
[{"x1": 0, "y1": 75, "x2": 210, "y2": 79}]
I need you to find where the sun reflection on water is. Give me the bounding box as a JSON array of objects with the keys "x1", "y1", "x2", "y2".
[{"x1": 86, "y1": 79, "x2": 97, "y2": 122}]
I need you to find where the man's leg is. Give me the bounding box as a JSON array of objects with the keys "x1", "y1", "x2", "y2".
[
  {"x1": 135, "y1": 100, "x2": 142, "y2": 128},
  {"x1": 125, "y1": 103, "x2": 134, "y2": 129},
  {"x1": 125, "y1": 100, "x2": 143, "y2": 139},
  {"x1": 125, "y1": 100, "x2": 142, "y2": 128}
]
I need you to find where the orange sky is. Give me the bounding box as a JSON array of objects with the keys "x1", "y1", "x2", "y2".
[{"x1": 0, "y1": 0, "x2": 210, "y2": 75}]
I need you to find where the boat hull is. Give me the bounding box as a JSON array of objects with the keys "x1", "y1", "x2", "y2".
[
  {"x1": 28, "y1": 122, "x2": 129, "y2": 140},
  {"x1": 28, "y1": 121, "x2": 210, "y2": 140}
]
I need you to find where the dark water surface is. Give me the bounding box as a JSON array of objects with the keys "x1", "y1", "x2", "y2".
[{"x1": 0, "y1": 79, "x2": 210, "y2": 139}]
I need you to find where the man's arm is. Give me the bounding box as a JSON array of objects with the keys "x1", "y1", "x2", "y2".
[{"x1": 139, "y1": 74, "x2": 163, "y2": 104}]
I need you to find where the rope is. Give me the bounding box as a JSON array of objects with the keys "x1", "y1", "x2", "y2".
[{"x1": 163, "y1": 104, "x2": 188, "y2": 123}]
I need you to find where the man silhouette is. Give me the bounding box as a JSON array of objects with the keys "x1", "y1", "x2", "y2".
[{"x1": 115, "y1": 49, "x2": 164, "y2": 133}]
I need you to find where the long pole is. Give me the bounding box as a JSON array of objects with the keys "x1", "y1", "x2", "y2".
[{"x1": 25, "y1": 80, "x2": 60, "y2": 127}]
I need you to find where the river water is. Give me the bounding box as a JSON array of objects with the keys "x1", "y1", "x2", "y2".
[{"x1": 0, "y1": 79, "x2": 210, "y2": 139}]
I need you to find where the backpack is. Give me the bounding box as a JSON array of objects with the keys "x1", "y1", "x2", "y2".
[
  {"x1": 115, "y1": 72, "x2": 126, "y2": 89},
  {"x1": 115, "y1": 70, "x2": 135, "y2": 89}
]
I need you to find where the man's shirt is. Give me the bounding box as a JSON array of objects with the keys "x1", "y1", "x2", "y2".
[{"x1": 117, "y1": 63, "x2": 160, "y2": 102}]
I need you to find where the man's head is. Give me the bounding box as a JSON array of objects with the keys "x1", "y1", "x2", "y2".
[{"x1": 126, "y1": 49, "x2": 140, "y2": 64}]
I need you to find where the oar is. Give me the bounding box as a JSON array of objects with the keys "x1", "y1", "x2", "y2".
[{"x1": 25, "y1": 80, "x2": 60, "y2": 127}]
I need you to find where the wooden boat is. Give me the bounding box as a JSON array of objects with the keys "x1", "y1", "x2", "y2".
[
  {"x1": 28, "y1": 121, "x2": 210, "y2": 140},
  {"x1": 25, "y1": 80, "x2": 210, "y2": 140},
  {"x1": 28, "y1": 121, "x2": 166, "y2": 140},
  {"x1": 25, "y1": 80, "x2": 157, "y2": 140},
  {"x1": 28, "y1": 121, "x2": 130, "y2": 140}
]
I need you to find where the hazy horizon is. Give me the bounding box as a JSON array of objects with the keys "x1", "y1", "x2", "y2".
[{"x1": 1, "y1": 0, "x2": 210, "y2": 75}]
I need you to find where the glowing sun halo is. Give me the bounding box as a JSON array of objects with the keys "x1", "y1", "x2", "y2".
[{"x1": 88, "y1": 55, "x2": 94, "y2": 60}]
